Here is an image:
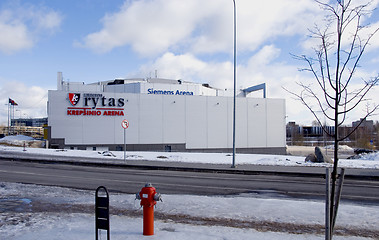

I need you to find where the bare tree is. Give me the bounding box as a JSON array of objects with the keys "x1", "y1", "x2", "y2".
[{"x1": 286, "y1": 0, "x2": 379, "y2": 238}]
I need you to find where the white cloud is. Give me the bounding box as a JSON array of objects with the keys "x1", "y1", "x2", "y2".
[
  {"x1": 80, "y1": 0, "x2": 320, "y2": 56},
  {"x1": 0, "y1": 10, "x2": 33, "y2": 54},
  {"x1": 0, "y1": 3, "x2": 62, "y2": 54},
  {"x1": 300, "y1": 0, "x2": 379, "y2": 54},
  {"x1": 138, "y1": 52, "x2": 234, "y2": 89},
  {"x1": 0, "y1": 80, "x2": 48, "y2": 125},
  {"x1": 33, "y1": 9, "x2": 62, "y2": 31},
  {"x1": 139, "y1": 52, "x2": 206, "y2": 79},
  {"x1": 246, "y1": 45, "x2": 281, "y2": 68},
  {"x1": 80, "y1": 0, "x2": 211, "y2": 55},
  {"x1": 370, "y1": 56, "x2": 379, "y2": 63},
  {"x1": 361, "y1": 21, "x2": 379, "y2": 51},
  {"x1": 236, "y1": 0, "x2": 320, "y2": 53}
]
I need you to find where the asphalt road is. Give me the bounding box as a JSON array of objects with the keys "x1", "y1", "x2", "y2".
[{"x1": 0, "y1": 160, "x2": 378, "y2": 204}]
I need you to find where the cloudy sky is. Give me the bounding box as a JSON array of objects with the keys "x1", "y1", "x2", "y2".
[{"x1": 1, "y1": 0, "x2": 379, "y2": 126}]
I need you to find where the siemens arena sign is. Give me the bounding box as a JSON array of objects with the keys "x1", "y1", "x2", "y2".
[
  {"x1": 67, "y1": 93, "x2": 125, "y2": 116},
  {"x1": 147, "y1": 88, "x2": 194, "y2": 96}
]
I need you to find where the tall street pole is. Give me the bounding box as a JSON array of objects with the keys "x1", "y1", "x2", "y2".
[{"x1": 232, "y1": 0, "x2": 237, "y2": 168}]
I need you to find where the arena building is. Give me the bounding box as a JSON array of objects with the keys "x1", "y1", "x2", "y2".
[{"x1": 47, "y1": 72, "x2": 286, "y2": 154}]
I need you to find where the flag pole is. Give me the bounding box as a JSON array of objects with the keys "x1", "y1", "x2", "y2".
[
  {"x1": 7, "y1": 99, "x2": 10, "y2": 136},
  {"x1": 12, "y1": 104, "x2": 15, "y2": 135}
]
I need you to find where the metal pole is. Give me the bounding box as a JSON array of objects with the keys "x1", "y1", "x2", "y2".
[
  {"x1": 7, "y1": 101, "x2": 10, "y2": 135},
  {"x1": 124, "y1": 128, "x2": 126, "y2": 162},
  {"x1": 232, "y1": 0, "x2": 237, "y2": 168},
  {"x1": 10, "y1": 104, "x2": 14, "y2": 135},
  {"x1": 11, "y1": 105, "x2": 15, "y2": 135}
]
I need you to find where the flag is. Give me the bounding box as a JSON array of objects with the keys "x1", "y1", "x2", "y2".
[{"x1": 9, "y1": 98, "x2": 18, "y2": 106}]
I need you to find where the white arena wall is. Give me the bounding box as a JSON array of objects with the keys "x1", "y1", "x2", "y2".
[{"x1": 48, "y1": 89, "x2": 286, "y2": 154}]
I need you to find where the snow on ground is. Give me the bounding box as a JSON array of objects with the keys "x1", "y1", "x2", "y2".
[
  {"x1": 1, "y1": 135, "x2": 378, "y2": 169},
  {"x1": 1, "y1": 182, "x2": 378, "y2": 240},
  {"x1": 1, "y1": 144, "x2": 379, "y2": 169},
  {"x1": 3, "y1": 214, "x2": 322, "y2": 240},
  {"x1": 5, "y1": 213, "x2": 364, "y2": 240}
]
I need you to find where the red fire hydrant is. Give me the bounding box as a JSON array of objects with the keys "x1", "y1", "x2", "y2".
[{"x1": 136, "y1": 183, "x2": 162, "y2": 236}]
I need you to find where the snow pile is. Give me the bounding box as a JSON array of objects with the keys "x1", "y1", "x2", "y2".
[
  {"x1": 0, "y1": 135, "x2": 34, "y2": 142},
  {"x1": 325, "y1": 145, "x2": 354, "y2": 151},
  {"x1": 358, "y1": 151, "x2": 379, "y2": 161},
  {"x1": 0, "y1": 135, "x2": 37, "y2": 147}
]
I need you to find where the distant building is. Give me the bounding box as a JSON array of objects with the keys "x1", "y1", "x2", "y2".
[
  {"x1": 11, "y1": 117, "x2": 48, "y2": 127},
  {"x1": 351, "y1": 118, "x2": 376, "y2": 148},
  {"x1": 352, "y1": 118, "x2": 374, "y2": 132},
  {"x1": 0, "y1": 118, "x2": 47, "y2": 139},
  {"x1": 286, "y1": 122, "x2": 334, "y2": 138},
  {"x1": 286, "y1": 119, "x2": 377, "y2": 148}
]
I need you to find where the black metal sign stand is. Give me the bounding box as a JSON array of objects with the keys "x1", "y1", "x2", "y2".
[{"x1": 95, "y1": 186, "x2": 110, "y2": 240}]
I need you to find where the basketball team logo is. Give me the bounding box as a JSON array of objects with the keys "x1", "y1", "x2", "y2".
[{"x1": 68, "y1": 93, "x2": 80, "y2": 106}]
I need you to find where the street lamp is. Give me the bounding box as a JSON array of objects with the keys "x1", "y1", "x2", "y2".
[{"x1": 231, "y1": 0, "x2": 237, "y2": 168}]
